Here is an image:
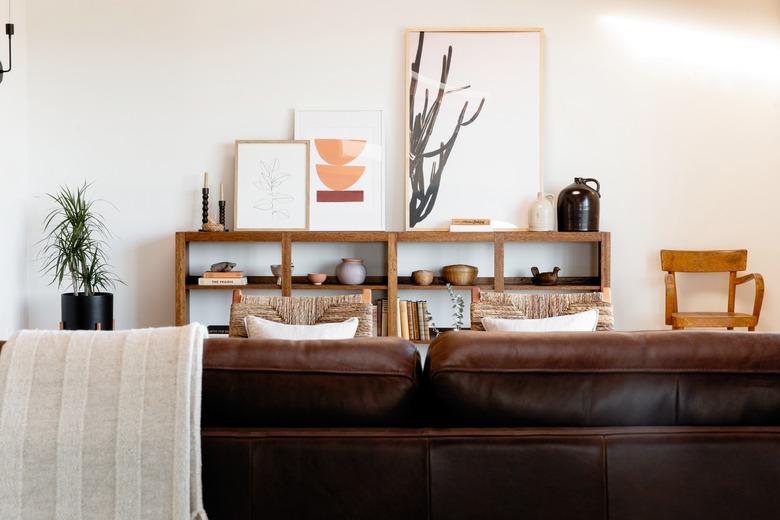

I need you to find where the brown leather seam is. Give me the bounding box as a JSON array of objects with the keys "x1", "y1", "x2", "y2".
[
  {"x1": 204, "y1": 367, "x2": 418, "y2": 382},
  {"x1": 426, "y1": 437, "x2": 432, "y2": 520},
  {"x1": 430, "y1": 368, "x2": 780, "y2": 375},
  {"x1": 602, "y1": 437, "x2": 610, "y2": 520},
  {"x1": 674, "y1": 375, "x2": 680, "y2": 426},
  {"x1": 202, "y1": 429, "x2": 780, "y2": 439}
]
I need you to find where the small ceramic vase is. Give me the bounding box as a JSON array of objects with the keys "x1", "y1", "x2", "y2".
[
  {"x1": 529, "y1": 192, "x2": 555, "y2": 231},
  {"x1": 336, "y1": 258, "x2": 366, "y2": 285}
]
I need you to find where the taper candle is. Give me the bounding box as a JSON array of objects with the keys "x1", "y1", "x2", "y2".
[
  {"x1": 203, "y1": 171, "x2": 208, "y2": 188},
  {"x1": 220, "y1": 183, "x2": 224, "y2": 200}
]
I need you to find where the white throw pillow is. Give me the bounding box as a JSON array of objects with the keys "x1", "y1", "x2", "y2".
[
  {"x1": 243, "y1": 315, "x2": 359, "y2": 340},
  {"x1": 481, "y1": 309, "x2": 600, "y2": 332}
]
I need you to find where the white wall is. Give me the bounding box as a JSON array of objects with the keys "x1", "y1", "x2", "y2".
[
  {"x1": 21, "y1": 0, "x2": 780, "y2": 331},
  {"x1": 0, "y1": 0, "x2": 27, "y2": 340}
]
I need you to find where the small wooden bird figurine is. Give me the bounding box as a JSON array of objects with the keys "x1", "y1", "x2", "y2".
[{"x1": 531, "y1": 266, "x2": 561, "y2": 286}]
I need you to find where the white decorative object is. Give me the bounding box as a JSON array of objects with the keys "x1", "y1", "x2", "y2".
[
  {"x1": 529, "y1": 192, "x2": 555, "y2": 231},
  {"x1": 294, "y1": 110, "x2": 385, "y2": 230},
  {"x1": 244, "y1": 315, "x2": 359, "y2": 340},
  {"x1": 405, "y1": 29, "x2": 543, "y2": 230},
  {"x1": 481, "y1": 309, "x2": 599, "y2": 332},
  {"x1": 234, "y1": 140, "x2": 309, "y2": 231}
]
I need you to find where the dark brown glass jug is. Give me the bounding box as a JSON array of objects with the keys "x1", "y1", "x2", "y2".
[{"x1": 557, "y1": 178, "x2": 600, "y2": 231}]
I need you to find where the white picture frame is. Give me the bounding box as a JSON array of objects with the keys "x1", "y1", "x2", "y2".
[
  {"x1": 405, "y1": 28, "x2": 544, "y2": 230},
  {"x1": 294, "y1": 110, "x2": 385, "y2": 231},
  {"x1": 233, "y1": 140, "x2": 310, "y2": 231}
]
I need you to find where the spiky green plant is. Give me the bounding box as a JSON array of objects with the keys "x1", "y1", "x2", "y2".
[{"x1": 39, "y1": 182, "x2": 123, "y2": 296}]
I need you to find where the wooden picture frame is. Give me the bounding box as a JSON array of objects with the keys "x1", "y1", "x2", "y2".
[
  {"x1": 294, "y1": 110, "x2": 386, "y2": 231},
  {"x1": 404, "y1": 27, "x2": 545, "y2": 231},
  {"x1": 233, "y1": 140, "x2": 310, "y2": 231}
]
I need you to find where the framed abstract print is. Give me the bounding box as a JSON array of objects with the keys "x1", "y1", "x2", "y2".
[
  {"x1": 233, "y1": 140, "x2": 309, "y2": 231},
  {"x1": 294, "y1": 110, "x2": 385, "y2": 231},
  {"x1": 405, "y1": 28, "x2": 543, "y2": 230}
]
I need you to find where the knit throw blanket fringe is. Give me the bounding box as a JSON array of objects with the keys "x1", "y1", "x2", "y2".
[{"x1": 0, "y1": 324, "x2": 208, "y2": 520}]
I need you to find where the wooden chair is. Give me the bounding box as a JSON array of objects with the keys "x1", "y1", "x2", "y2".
[
  {"x1": 229, "y1": 289, "x2": 374, "y2": 337},
  {"x1": 661, "y1": 250, "x2": 764, "y2": 331}
]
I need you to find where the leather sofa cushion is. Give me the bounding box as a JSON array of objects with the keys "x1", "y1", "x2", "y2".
[
  {"x1": 427, "y1": 331, "x2": 780, "y2": 427},
  {"x1": 202, "y1": 337, "x2": 422, "y2": 427}
]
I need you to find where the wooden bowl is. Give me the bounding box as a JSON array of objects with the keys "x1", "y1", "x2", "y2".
[
  {"x1": 307, "y1": 273, "x2": 327, "y2": 285},
  {"x1": 412, "y1": 270, "x2": 434, "y2": 286},
  {"x1": 441, "y1": 264, "x2": 478, "y2": 286}
]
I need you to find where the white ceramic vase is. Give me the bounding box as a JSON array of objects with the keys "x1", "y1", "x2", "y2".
[{"x1": 529, "y1": 192, "x2": 555, "y2": 231}]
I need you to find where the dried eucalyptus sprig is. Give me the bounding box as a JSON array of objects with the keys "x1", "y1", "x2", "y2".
[{"x1": 446, "y1": 283, "x2": 465, "y2": 331}]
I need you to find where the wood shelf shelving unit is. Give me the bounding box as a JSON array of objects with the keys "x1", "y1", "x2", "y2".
[{"x1": 175, "y1": 230, "x2": 611, "y2": 336}]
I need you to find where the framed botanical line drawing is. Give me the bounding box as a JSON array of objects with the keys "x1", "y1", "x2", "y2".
[
  {"x1": 405, "y1": 28, "x2": 544, "y2": 230},
  {"x1": 294, "y1": 110, "x2": 385, "y2": 231},
  {"x1": 233, "y1": 140, "x2": 309, "y2": 231}
]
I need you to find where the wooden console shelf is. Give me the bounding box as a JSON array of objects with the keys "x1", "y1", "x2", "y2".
[{"x1": 175, "y1": 230, "x2": 611, "y2": 336}]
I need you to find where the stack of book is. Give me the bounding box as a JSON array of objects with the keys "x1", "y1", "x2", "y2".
[
  {"x1": 375, "y1": 299, "x2": 431, "y2": 341},
  {"x1": 449, "y1": 218, "x2": 494, "y2": 232},
  {"x1": 198, "y1": 270, "x2": 248, "y2": 286}
]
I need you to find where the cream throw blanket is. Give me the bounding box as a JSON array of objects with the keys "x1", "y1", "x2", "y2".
[{"x1": 0, "y1": 324, "x2": 208, "y2": 519}]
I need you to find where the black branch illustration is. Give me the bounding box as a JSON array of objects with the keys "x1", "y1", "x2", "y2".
[{"x1": 408, "y1": 31, "x2": 485, "y2": 228}]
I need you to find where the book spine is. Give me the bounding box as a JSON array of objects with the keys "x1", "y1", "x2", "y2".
[
  {"x1": 198, "y1": 277, "x2": 248, "y2": 286},
  {"x1": 416, "y1": 301, "x2": 426, "y2": 341},
  {"x1": 451, "y1": 218, "x2": 491, "y2": 225},
  {"x1": 203, "y1": 272, "x2": 244, "y2": 278},
  {"x1": 399, "y1": 300, "x2": 409, "y2": 340},
  {"x1": 410, "y1": 301, "x2": 417, "y2": 341},
  {"x1": 421, "y1": 301, "x2": 430, "y2": 340},
  {"x1": 372, "y1": 304, "x2": 378, "y2": 337},
  {"x1": 381, "y1": 300, "x2": 388, "y2": 337}
]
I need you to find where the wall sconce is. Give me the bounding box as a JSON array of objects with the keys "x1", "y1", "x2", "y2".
[{"x1": 0, "y1": 0, "x2": 13, "y2": 85}]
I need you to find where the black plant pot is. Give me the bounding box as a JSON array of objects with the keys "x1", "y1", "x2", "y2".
[{"x1": 60, "y1": 292, "x2": 114, "y2": 330}]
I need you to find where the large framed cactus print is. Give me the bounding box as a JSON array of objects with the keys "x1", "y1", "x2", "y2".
[{"x1": 405, "y1": 28, "x2": 543, "y2": 230}]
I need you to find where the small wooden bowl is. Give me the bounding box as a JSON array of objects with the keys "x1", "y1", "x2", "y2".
[
  {"x1": 441, "y1": 264, "x2": 478, "y2": 286},
  {"x1": 307, "y1": 273, "x2": 327, "y2": 285},
  {"x1": 412, "y1": 270, "x2": 434, "y2": 286}
]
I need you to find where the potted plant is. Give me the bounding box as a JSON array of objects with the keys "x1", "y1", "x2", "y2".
[{"x1": 39, "y1": 182, "x2": 123, "y2": 330}]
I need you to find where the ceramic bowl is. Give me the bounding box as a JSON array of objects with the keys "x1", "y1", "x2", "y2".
[
  {"x1": 441, "y1": 264, "x2": 478, "y2": 286},
  {"x1": 412, "y1": 270, "x2": 434, "y2": 286},
  {"x1": 307, "y1": 273, "x2": 327, "y2": 285}
]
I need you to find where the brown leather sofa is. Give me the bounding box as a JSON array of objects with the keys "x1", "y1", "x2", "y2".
[{"x1": 201, "y1": 331, "x2": 780, "y2": 519}]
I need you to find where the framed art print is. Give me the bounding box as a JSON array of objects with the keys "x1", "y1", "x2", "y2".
[
  {"x1": 405, "y1": 28, "x2": 543, "y2": 230},
  {"x1": 294, "y1": 110, "x2": 385, "y2": 231},
  {"x1": 233, "y1": 140, "x2": 309, "y2": 231}
]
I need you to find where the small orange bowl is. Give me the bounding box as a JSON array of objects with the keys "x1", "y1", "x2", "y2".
[{"x1": 307, "y1": 273, "x2": 327, "y2": 285}]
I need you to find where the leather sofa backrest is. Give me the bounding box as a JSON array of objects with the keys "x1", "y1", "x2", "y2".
[
  {"x1": 427, "y1": 331, "x2": 780, "y2": 427},
  {"x1": 202, "y1": 337, "x2": 422, "y2": 427}
]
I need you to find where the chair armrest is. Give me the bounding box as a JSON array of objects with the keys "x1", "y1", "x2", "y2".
[
  {"x1": 735, "y1": 273, "x2": 765, "y2": 319},
  {"x1": 664, "y1": 273, "x2": 677, "y2": 325}
]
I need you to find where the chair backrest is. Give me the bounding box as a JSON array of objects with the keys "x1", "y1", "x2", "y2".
[
  {"x1": 229, "y1": 294, "x2": 373, "y2": 337},
  {"x1": 661, "y1": 250, "x2": 747, "y2": 273},
  {"x1": 470, "y1": 291, "x2": 613, "y2": 331}
]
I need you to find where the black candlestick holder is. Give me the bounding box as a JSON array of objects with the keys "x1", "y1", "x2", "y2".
[
  {"x1": 201, "y1": 188, "x2": 209, "y2": 226},
  {"x1": 219, "y1": 200, "x2": 227, "y2": 232}
]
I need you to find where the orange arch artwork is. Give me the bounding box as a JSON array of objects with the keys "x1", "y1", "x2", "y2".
[{"x1": 314, "y1": 139, "x2": 367, "y2": 202}]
